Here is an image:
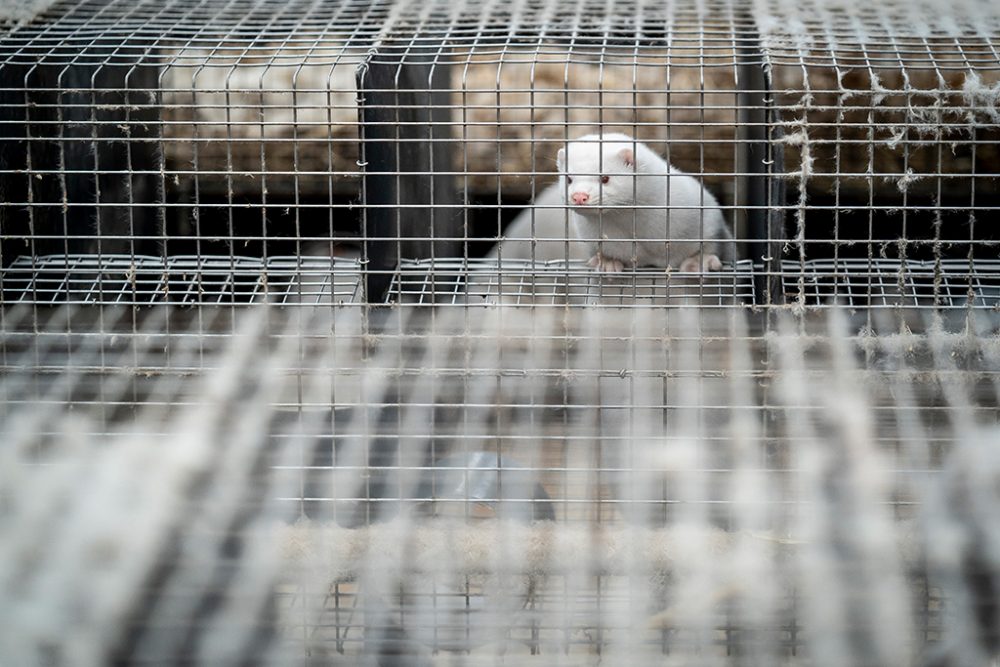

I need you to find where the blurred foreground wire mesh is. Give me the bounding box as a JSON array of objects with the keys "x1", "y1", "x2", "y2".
[{"x1": 1, "y1": 303, "x2": 999, "y2": 666}]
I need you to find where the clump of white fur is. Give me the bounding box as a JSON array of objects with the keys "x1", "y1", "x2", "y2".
[{"x1": 494, "y1": 134, "x2": 732, "y2": 272}]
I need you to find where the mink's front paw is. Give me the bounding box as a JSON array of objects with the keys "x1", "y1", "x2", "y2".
[
  {"x1": 587, "y1": 253, "x2": 625, "y2": 273},
  {"x1": 679, "y1": 253, "x2": 723, "y2": 272}
]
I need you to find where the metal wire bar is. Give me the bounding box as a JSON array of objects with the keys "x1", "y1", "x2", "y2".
[{"x1": 0, "y1": 1, "x2": 999, "y2": 665}]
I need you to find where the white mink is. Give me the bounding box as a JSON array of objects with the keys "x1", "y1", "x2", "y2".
[{"x1": 558, "y1": 133, "x2": 732, "y2": 272}]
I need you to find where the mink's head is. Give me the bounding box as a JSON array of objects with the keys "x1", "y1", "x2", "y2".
[{"x1": 555, "y1": 134, "x2": 643, "y2": 215}]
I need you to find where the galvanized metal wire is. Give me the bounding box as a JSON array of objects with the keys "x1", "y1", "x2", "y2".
[{"x1": 1, "y1": 0, "x2": 999, "y2": 665}]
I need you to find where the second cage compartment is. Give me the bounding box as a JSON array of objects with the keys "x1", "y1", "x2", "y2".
[{"x1": 359, "y1": 7, "x2": 786, "y2": 306}]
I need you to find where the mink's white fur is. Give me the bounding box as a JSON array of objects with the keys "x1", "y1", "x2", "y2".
[
  {"x1": 485, "y1": 183, "x2": 589, "y2": 263},
  {"x1": 561, "y1": 133, "x2": 733, "y2": 271},
  {"x1": 491, "y1": 133, "x2": 732, "y2": 271}
]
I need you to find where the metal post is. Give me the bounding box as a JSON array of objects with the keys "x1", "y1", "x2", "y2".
[
  {"x1": 736, "y1": 21, "x2": 785, "y2": 307},
  {"x1": 357, "y1": 41, "x2": 459, "y2": 303}
]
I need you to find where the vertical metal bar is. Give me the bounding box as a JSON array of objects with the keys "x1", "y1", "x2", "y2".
[
  {"x1": 0, "y1": 61, "x2": 31, "y2": 271},
  {"x1": 358, "y1": 39, "x2": 459, "y2": 303},
  {"x1": 736, "y1": 17, "x2": 785, "y2": 307}
]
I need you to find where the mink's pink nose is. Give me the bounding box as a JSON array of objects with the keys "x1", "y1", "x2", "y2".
[{"x1": 571, "y1": 192, "x2": 590, "y2": 206}]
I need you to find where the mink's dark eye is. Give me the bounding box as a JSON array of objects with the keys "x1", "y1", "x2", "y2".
[
  {"x1": 566, "y1": 176, "x2": 573, "y2": 184},
  {"x1": 601, "y1": 175, "x2": 610, "y2": 184}
]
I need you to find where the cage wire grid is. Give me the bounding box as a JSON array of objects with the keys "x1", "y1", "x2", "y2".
[
  {"x1": 1, "y1": 0, "x2": 1000, "y2": 665},
  {"x1": 3, "y1": 304, "x2": 1000, "y2": 665}
]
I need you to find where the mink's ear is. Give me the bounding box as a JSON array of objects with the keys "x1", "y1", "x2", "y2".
[
  {"x1": 556, "y1": 147, "x2": 565, "y2": 171},
  {"x1": 618, "y1": 147, "x2": 635, "y2": 168}
]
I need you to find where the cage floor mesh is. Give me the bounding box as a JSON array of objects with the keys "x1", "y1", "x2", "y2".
[
  {"x1": 782, "y1": 258, "x2": 1000, "y2": 311},
  {"x1": 394, "y1": 258, "x2": 759, "y2": 307},
  {"x1": 8, "y1": 256, "x2": 1000, "y2": 315},
  {"x1": 1, "y1": 254, "x2": 363, "y2": 306}
]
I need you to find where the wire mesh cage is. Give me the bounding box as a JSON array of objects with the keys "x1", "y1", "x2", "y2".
[{"x1": 1, "y1": 0, "x2": 999, "y2": 665}]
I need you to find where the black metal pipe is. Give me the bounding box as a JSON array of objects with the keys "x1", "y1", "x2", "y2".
[
  {"x1": 357, "y1": 41, "x2": 459, "y2": 303},
  {"x1": 736, "y1": 21, "x2": 786, "y2": 307}
]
